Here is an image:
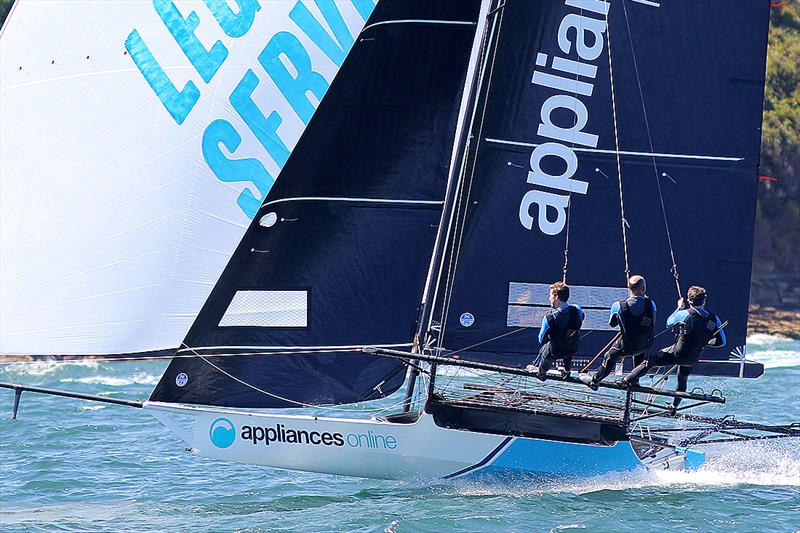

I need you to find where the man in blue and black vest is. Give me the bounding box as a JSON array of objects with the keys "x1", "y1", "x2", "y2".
[
  {"x1": 535, "y1": 281, "x2": 585, "y2": 380},
  {"x1": 582, "y1": 275, "x2": 656, "y2": 390},
  {"x1": 621, "y1": 285, "x2": 726, "y2": 412}
]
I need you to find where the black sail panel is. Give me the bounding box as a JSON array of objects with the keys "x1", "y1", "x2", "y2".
[
  {"x1": 150, "y1": 0, "x2": 483, "y2": 407},
  {"x1": 431, "y1": 0, "x2": 768, "y2": 367}
]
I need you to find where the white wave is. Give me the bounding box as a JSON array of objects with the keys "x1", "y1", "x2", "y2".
[
  {"x1": 1, "y1": 360, "x2": 99, "y2": 376},
  {"x1": 78, "y1": 404, "x2": 107, "y2": 411},
  {"x1": 747, "y1": 333, "x2": 795, "y2": 346},
  {"x1": 60, "y1": 373, "x2": 160, "y2": 386},
  {"x1": 748, "y1": 349, "x2": 800, "y2": 369},
  {"x1": 551, "y1": 525, "x2": 587, "y2": 532}
]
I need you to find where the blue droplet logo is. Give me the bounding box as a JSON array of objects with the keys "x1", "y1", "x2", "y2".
[{"x1": 209, "y1": 417, "x2": 235, "y2": 449}]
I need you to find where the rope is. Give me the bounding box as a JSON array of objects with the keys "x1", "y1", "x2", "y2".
[
  {"x1": 562, "y1": 178, "x2": 572, "y2": 283},
  {"x1": 437, "y1": 326, "x2": 526, "y2": 358},
  {"x1": 605, "y1": 12, "x2": 630, "y2": 281},
  {"x1": 629, "y1": 364, "x2": 678, "y2": 433},
  {"x1": 580, "y1": 331, "x2": 621, "y2": 373},
  {"x1": 180, "y1": 343, "x2": 412, "y2": 414},
  {"x1": 620, "y1": 2, "x2": 681, "y2": 297},
  {"x1": 0, "y1": 346, "x2": 376, "y2": 366}
]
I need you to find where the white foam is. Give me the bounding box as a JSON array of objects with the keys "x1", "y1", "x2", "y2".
[
  {"x1": 451, "y1": 441, "x2": 800, "y2": 496},
  {"x1": 60, "y1": 373, "x2": 160, "y2": 386},
  {"x1": 657, "y1": 442, "x2": 800, "y2": 487},
  {"x1": 78, "y1": 404, "x2": 107, "y2": 411},
  {"x1": 747, "y1": 333, "x2": 796, "y2": 346},
  {"x1": 749, "y1": 350, "x2": 800, "y2": 369},
  {"x1": 1, "y1": 360, "x2": 99, "y2": 376}
]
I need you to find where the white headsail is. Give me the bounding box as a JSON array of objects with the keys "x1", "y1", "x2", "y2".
[{"x1": 0, "y1": 0, "x2": 374, "y2": 355}]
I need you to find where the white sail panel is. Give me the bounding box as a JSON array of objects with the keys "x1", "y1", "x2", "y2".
[{"x1": 0, "y1": 0, "x2": 374, "y2": 354}]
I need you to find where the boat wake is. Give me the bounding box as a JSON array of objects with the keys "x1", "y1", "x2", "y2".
[{"x1": 448, "y1": 440, "x2": 799, "y2": 497}]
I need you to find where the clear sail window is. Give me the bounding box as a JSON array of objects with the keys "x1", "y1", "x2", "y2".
[{"x1": 219, "y1": 290, "x2": 308, "y2": 327}]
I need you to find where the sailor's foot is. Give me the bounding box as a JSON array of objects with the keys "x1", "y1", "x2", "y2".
[
  {"x1": 558, "y1": 369, "x2": 569, "y2": 380},
  {"x1": 619, "y1": 377, "x2": 639, "y2": 388},
  {"x1": 579, "y1": 374, "x2": 599, "y2": 391},
  {"x1": 665, "y1": 403, "x2": 677, "y2": 416}
]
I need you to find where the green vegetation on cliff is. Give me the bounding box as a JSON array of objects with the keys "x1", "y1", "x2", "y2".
[{"x1": 757, "y1": 5, "x2": 800, "y2": 275}]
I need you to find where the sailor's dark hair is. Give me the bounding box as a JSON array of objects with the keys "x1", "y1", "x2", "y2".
[
  {"x1": 687, "y1": 285, "x2": 706, "y2": 306},
  {"x1": 550, "y1": 281, "x2": 570, "y2": 302}
]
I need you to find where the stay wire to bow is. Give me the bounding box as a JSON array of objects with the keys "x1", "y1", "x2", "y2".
[
  {"x1": 621, "y1": 1, "x2": 681, "y2": 297},
  {"x1": 180, "y1": 343, "x2": 409, "y2": 415},
  {"x1": 605, "y1": 8, "x2": 630, "y2": 282}
]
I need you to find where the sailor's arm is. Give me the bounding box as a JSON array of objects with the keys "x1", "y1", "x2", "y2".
[
  {"x1": 709, "y1": 316, "x2": 727, "y2": 347},
  {"x1": 608, "y1": 301, "x2": 620, "y2": 328},
  {"x1": 538, "y1": 315, "x2": 549, "y2": 344},
  {"x1": 666, "y1": 307, "x2": 690, "y2": 328},
  {"x1": 574, "y1": 304, "x2": 585, "y2": 322}
]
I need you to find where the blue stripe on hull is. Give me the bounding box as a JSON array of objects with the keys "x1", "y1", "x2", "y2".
[{"x1": 466, "y1": 438, "x2": 643, "y2": 478}]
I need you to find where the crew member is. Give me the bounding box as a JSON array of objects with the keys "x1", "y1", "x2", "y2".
[
  {"x1": 582, "y1": 275, "x2": 656, "y2": 390},
  {"x1": 621, "y1": 285, "x2": 726, "y2": 412},
  {"x1": 536, "y1": 281, "x2": 585, "y2": 380}
]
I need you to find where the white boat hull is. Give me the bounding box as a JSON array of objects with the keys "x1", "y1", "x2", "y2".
[{"x1": 146, "y1": 402, "x2": 649, "y2": 480}]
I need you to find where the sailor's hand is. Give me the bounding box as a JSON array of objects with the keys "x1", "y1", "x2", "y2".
[{"x1": 677, "y1": 297, "x2": 685, "y2": 308}]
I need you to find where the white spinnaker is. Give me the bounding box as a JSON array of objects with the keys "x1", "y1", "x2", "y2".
[{"x1": 1, "y1": 0, "x2": 372, "y2": 354}]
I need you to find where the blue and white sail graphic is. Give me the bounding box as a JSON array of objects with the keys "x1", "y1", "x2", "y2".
[{"x1": 0, "y1": 0, "x2": 374, "y2": 355}]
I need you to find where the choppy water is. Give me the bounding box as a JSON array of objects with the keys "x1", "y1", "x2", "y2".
[{"x1": 1, "y1": 336, "x2": 798, "y2": 532}]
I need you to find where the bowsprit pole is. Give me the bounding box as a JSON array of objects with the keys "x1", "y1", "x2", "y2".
[{"x1": 0, "y1": 381, "x2": 143, "y2": 419}]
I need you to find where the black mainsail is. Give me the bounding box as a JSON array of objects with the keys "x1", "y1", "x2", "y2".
[
  {"x1": 150, "y1": 0, "x2": 484, "y2": 407},
  {"x1": 427, "y1": 0, "x2": 769, "y2": 374}
]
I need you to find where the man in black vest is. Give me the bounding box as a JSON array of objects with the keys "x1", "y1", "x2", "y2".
[
  {"x1": 621, "y1": 285, "x2": 726, "y2": 412},
  {"x1": 535, "y1": 281, "x2": 585, "y2": 380},
  {"x1": 582, "y1": 275, "x2": 656, "y2": 390}
]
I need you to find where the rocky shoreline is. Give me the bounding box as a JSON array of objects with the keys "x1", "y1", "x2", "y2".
[{"x1": 747, "y1": 305, "x2": 800, "y2": 339}]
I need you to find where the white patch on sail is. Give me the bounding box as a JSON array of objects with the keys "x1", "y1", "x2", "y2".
[
  {"x1": 219, "y1": 290, "x2": 308, "y2": 327},
  {"x1": 506, "y1": 282, "x2": 627, "y2": 330}
]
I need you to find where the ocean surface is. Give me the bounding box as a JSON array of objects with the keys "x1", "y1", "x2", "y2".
[{"x1": 1, "y1": 334, "x2": 798, "y2": 532}]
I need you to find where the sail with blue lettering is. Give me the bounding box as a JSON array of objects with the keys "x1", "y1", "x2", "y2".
[
  {"x1": 0, "y1": 0, "x2": 371, "y2": 356},
  {"x1": 427, "y1": 0, "x2": 769, "y2": 375},
  {"x1": 149, "y1": 0, "x2": 484, "y2": 407}
]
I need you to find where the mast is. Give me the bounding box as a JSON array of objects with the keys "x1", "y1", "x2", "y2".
[{"x1": 403, "y1": 0, "x2": 498, "y2": 410}]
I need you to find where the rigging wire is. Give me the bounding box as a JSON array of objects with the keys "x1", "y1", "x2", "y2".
[
  {"x1": 184, "y1": 343, "x2": 412, "y2": 414},
  {"x1": 0, "y1": 344, "x2": 418, "y2": 416},
  {"x1": 562, "y1": 196, "x2": 572, "y2": 283},
  {"x1": 620, "y1": 1, "x2": 682, "y2": 297},
  {"x1": 605, "y1": 8, "x2": 630, "y2": 281}
]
